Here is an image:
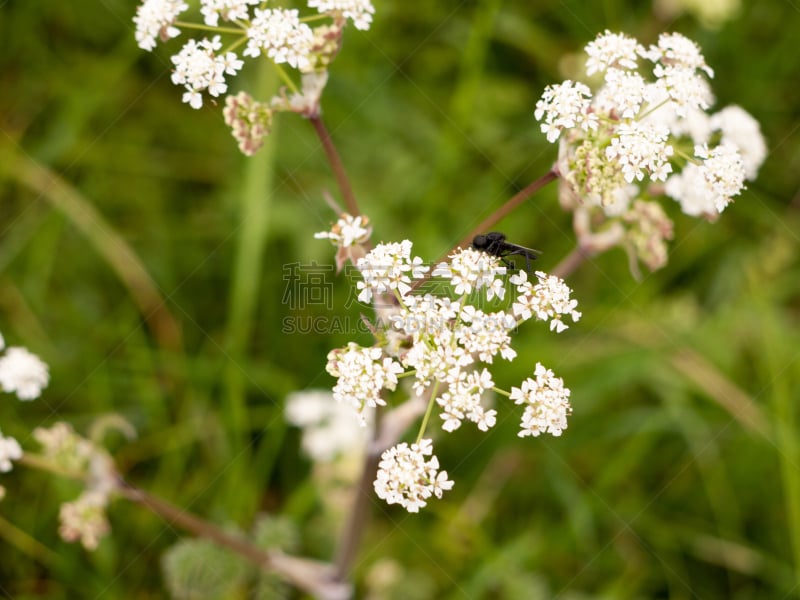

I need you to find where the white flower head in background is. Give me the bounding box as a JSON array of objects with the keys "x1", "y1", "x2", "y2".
[
  {"x1": 285, "y1": 389, "x2": 369, "y2": 461},
  {"x1": 0, "y1": 336, "x2": 49, "y2": 401},
  {"x1": 0, "y1": 429, "x2": 22, "y2": 473}
]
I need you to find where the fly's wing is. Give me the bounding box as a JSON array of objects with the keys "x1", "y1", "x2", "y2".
[
  {"x1": 502, "y1": 243, "x2": 541, "y2": 272},
  {"x1": 504, "y1": 244, "x2": 542, "y2": 260}
]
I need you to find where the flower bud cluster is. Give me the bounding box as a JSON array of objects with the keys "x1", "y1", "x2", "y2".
[{"x1": 35, "y1": 423, "x2": 118, "y2": 550}]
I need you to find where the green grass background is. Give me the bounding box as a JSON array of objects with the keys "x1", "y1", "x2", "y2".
[{"x1": 1, "y1": 0, "x2": 800, "y2": 597}]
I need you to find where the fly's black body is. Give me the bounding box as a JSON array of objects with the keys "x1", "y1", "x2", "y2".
[{"x1": 471, "y1": 232, "x2": 541, "y2": 272}]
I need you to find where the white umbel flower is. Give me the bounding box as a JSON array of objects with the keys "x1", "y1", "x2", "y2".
[
  {"x1": 171, "y1": 36, "x2": 243, "y2": 109},
  {"x1": 593, "y1": 69, "x2": 647, "y2": 119},
  {"x1": 585, "y1": 30, "x2": 643, "y2": 75},
  {"x1": 0, "y1": 430, "x2": 22, "y2": 473},
  {"x1": 456, "y1": 306, "x2": 517, "y2": 363},
  {"x1": 308, "y1": 0, "x2": 375, "y2": 30},
  {"x1": 665, "y1": 143, "x2": 746, "y2": 217},
  {"x1": 326, "y1": 343, "x2": 403, "y2": 425},
  {"x1": 511, "y1": 271, "x2": 581, "y2": 333},
  {"x1": 134, "y1": 0, "x2": 188, "y2": 51},
  {"x1": 200, "y1": 0, "x2": 259, "y2": 26},
  {"x1": 534, "y1": 80, "x2": 597, "y2": 143},
  {"x1": 315, "y1": 213, "x2": 372, "y2": 248},
  {"x1": 244, "y1": 8, "x2": 314, "y2": 71},
  {"x1": 356, "y1": 240, "x2": 429, "y2": 303},
  {"x1": 710, "y1": 105, "x2": 767, "y2": 179},
  {"x1": 373, "y1": 439, "x2": 453, "y2": 512},
  {"x1": 437, "y1": 368, "x2": 497, "y2": 432},
  {"x1": 0, "y1": 346, "x2": 49, "y2": 400},
  {"x1": 432, "y1": 247, "x2": 506, "y2": 299},
  {"x1": 510, "y1": 363, "x2": 572, "y2": 437},
  {"x1": 605, "y1": 121, "x2": 674, "y2": 183},
  {"x1": 645, "y1": 32, "x2": 714, "y2": 77}
]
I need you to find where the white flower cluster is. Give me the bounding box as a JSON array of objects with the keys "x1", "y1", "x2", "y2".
[
  {"x1": 315, "y1": 213, "x2": 372, "y2": 248},
  {"x1": 0, "y1": 333, "x2": 49, "y2": 401},
  {"x1": 510, "y1": 271, "x2": 582, "y2": 333},
  {"x1": 373, "y1": 439, "x2": 454, "y2": 513},
  {"x1": 134, "y1": 0, "x2": 375, "y2": 121},
  {"x1": 244, "y1": 8, "x2": 314, "y2": 70},
  {"x1": 171, "y1": 36, "x2": 243, "y2": 109},
  {"x1": 511, "y1": 363, "x2": 572, "y2": 438},
  {"x1": 200, "y1": 0, "x2": 259, "y2": 27},
  {"x1": 537, "y1": 30, "x2": 764, "y2": 223},
  {"x1": 666, "y1": 143, "x2": 747, "y2": 216},
  {"x1": 356, "y1": 240, "x2": 429, "y2": 302},
  {"x1": 308, "y1": 0, "x2": 375, "y2": 31},
  {"x1": 431, "y1": 247, "x2": 507, "y2": 298},
  {"x1": 0, "y1": 429, "x2": 22, "y2": 473},
  {"x1": 323, "y1": 239, "x2": 579, "y2": 511},
  {"x1": 133, "y1": 0, "x2": 188, "y2": 51},
  {"x1": 326, "y1": 343, "x2": 403, "y2": 425}
]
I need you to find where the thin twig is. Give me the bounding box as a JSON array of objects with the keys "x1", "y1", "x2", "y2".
[
  {"x1": 310, "y1": 115, "x2": 360, "y2": 217},
  {"x1": 333, "y1": 397, "x2": 427, "y2": 580},
  {"x1": 333, "y1": 448, "x2": 381, "y2": 580},
  {"x1": 550, "y1": 245, "x2": 591, "y2": 279},
  {"x1": 447, "y1": 169, "x2": 558, "y2": 259},
  {"x1": 117, "y1": 480, "x2": 351, "y2": 600}
]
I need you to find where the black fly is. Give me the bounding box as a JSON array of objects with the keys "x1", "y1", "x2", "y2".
[{"x1": 472, "y1": 232, "x2": 541, "y2": 272}]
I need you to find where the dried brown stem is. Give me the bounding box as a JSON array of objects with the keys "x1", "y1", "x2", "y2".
[{"x1": 117, "y1": 480, "x2": 351, "y2": 600}]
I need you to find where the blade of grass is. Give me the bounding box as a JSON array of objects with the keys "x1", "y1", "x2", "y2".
[
  {"x1": 0, "y1": 143, "x2": 183, "y2": 355},
  {"x1": 221, "y1": 60, "x2": 278, "y2": 519}
]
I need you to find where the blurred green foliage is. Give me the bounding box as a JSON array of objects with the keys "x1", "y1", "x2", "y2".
[{"x1": 1, "y1": 0, "x2": 800, "y2": 598}]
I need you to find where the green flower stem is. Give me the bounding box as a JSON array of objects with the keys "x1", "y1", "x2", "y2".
[
  {"x1": 415, "y1": 380, "x2": 441, "y2": 444},
  {"x1": 273, "y1": 62, "x2": 300, "y2": 95},
  {"x1": 299, "y1": 14, "x2": 329, "y2": 23},
  {"x1": 173, "y1": 21, "x2": 243, "y2": 35},
  {"x1": 309, "y1": 115, "x2": 361, "y2": 216},
  {"x1": 225, "y1": 36, "x2": 247, "y2": 55},
  {"x1": 492, "y1": 386, "x2": 511, "y2": 398},
  {"x1": 636, "y1": 98, "x2": 671, "y2": 121},
  {"x1": 18, "y1": 453, "x2": 86, "y2": 482}
]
